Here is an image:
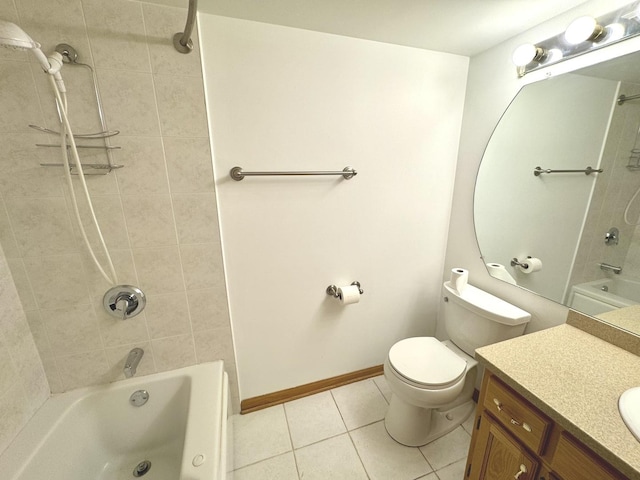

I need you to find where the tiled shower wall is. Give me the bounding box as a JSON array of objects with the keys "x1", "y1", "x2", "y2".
[
  {"x1": 0, "y1": 0, "x2": 238, "y2": 408},
  {"x1": 0, "y1": 242, "x2": 49, "y2": 454},
  {"x1": 569, "y1": 81, "x2": 640, "y2": 289}
]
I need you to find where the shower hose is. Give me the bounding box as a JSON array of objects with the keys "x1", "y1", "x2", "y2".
[{"x1": 47, "y1": 74, "x2": 118, "y2": 285}]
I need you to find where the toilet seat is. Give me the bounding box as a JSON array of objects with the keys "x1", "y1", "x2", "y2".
[{"x1": 388, "y1": 337, "x2": 467, "y2": 389}]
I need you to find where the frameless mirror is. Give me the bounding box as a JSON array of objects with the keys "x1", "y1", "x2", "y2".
[{"x1": 474, "y1": 49, "x2": 640, "y2": 336}]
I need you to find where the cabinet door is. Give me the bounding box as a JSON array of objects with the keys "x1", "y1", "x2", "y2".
[{"x1": 468, "y1": 413, "x2": 539, "y2": 480}]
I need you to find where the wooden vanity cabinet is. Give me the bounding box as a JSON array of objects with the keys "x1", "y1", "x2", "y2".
[{"x1": 465, "y1": 371, "x2": 627, "y2": 480}]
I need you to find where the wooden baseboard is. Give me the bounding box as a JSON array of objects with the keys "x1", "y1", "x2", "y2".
[{"x1": 240, "y1": 365, "x2": 384, "y2": 414}]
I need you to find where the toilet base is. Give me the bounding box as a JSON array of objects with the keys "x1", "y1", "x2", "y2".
[{"x1": 384, "y1": 396, "x2": 476, "y2": 447}]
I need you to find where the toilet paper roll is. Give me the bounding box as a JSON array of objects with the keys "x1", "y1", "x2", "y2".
[
  {"x1": 338, "y1": 285, "x2": 360, "y2": 305},
  {"x1": 450, "y1": 268, "x2": 469, "y2": 293},
  {"x1": 486, "y1": 263, "x2": 517, "y2": 285},
  {"x1": 518, "y1": 257, "x2": 542, "y2": 274}
]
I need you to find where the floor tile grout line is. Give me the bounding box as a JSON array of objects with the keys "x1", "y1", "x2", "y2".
[
  {"x1": 281, "y1": 402, "x2": 302, "y2": 479},
  {"x1": 346, "y1": 429, "x2": 372, "y2": 480},
  {"x1": 329, "y1": 388, "x2": 350, "y2": 432},
  {"x1": 372, "y1": 375, "x2": 390, "y2": 404}
]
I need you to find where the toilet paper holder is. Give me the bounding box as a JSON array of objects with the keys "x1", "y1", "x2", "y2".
[
  {"x1": 326, "y1": 281, "x2": 364, "y2": 299},
  {"x1": 510, "y1": 257, "x2": 531, "y2": 269}
]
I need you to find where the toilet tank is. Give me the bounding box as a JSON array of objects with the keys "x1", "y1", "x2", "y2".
[{"x1": 442, "y1": 281, "x2": 531, "y2": 356}]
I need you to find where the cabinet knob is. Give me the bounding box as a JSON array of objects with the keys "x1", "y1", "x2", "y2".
[{"x1": 514, "y1": 464, "x2": 527, "y2": 479}]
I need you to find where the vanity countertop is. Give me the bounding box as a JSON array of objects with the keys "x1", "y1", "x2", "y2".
[{"x1": 475, "y1": 323, "x2": 640, "y2": 479}]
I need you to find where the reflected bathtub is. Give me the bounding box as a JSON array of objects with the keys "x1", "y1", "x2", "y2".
[
  {"x1": 568, "y1": 277, "x2": 640, "y2": 316},
  {"x1": 0, "y1": 362, "x2": 229, "y2": 480}
]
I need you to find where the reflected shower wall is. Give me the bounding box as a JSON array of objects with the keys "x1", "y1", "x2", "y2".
[{"x1": 569, "y1": 80, "x2": 640, "y2": 292}]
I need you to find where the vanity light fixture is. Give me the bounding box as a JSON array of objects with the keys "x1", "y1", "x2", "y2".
[
  {"x1": 513, "y1": 1, "x2": 640, "y2": 77},
  {"x1": 512, "y1": 44, "x2": 547, "y2": 76},
  {"x1": 564, "y1": 16, "x2": 605, "y2": 44}
]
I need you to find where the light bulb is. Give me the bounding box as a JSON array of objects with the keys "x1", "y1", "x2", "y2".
[
  {"x1": 564, "y1": 16, "x2": 604, "y2": 44},
  {"x1": 512, "y1": 44, "x2": 545, "y2": 67}
]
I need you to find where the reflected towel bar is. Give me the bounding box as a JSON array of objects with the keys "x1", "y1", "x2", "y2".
[
  {"x1": 230, "y1": 166, "x2": 357, "y2": 181},
  {"x1": 618, "y1": 93, "x2": 640, "y2": 105},
  {"x1": 533, "y1": 166, "x2": 602, "y2": 176}
]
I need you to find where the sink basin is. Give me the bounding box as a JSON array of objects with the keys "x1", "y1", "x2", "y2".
[{"x1": 619, "y1": 387, "x2": 640, "y2": 442}]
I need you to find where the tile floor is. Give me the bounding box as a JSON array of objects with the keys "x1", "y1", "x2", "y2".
[{"x1": 228, "y1": 375, "x2": 475, "y2": 479}]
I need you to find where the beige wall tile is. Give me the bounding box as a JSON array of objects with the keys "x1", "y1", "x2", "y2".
[
  {"x1": 180, "y1": 243, "x2": 224, "y2": 290},
  {"x1": 133, "y1": 246, "x2": 184, "y2": 294},
  {"x1": 151, "y1": 334, "x2": 196, "y2": 372},
  {"x1": 24, "y1": 310, "x2": 52, "y2": 358},
  {"x1": 66, "y1": 193, "x2": 131, "y2": 250},
  {"x1": 0, "y1": 61, "x2": 45, "y2": 133},
  {"x1": 142, "y1": 3, "x2": 202, "y2": 77},
  {"x1": 0, "y1": 341, "x2": 19, "y2": 395},
  {"x1": 172, "y1": 194, "x2": 219, "y2": 244},
  {"x1": 0, "y1": 383, "x2": 31, "y2": 454},
  {"x1": 0, "y1": 201, "x2": 20, "y2": 259},
  {"x1": 5, "y1": 259, "x2": 38, "y2": 312},
  {"x1": 0, "y1": 248, "x2": 48, "y2": 453},
  {"x1": 164, "y1": 137, "x2": 215, "y2": 193},
  {"x1": 0, "y1": 133, "x2": 65, "y2": 198},
  {"x1": 5, "y1": 196, "x2": 76, "y2": 257},
  {"x1": 41, "y1": 356, "x2": 63, "y2": 394},
  {"x1": 123, "y1": 194, "x2": 178, "y2": 247},
  {"x1": 42, "y1": 304, "x2": 102, "y2": 356},
  {"x1": 145, "y1": 292, "x2": 191, "y2": 339},
  {"x1": 97, "y1": 70, "x2": 161, "y2": 136},
  {"x1": 114, "y1": 136, "x2": 169, "y2": 195},
  {"x1": 23, "y1": 254, "x2": 91, "y2": 309},
  {"x1": 153, "y1": 74, "x2": 209, "y2": 137},
  {"x1": 187, "y1": 287, "x2": 231, "y2": 332},
  {"x1": 57, "y1": 350, "x2": 111, "y2": 390},
  {"x1": 82, "y1": 0, "x2": 151, "y2": 73}
]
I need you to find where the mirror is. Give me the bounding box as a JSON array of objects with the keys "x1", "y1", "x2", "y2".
[{"x1": 474, "y1": 49, "x2": 640, "y2": 336}]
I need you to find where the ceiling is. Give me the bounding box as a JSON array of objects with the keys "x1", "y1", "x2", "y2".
[{"x1": 176, "y1": 0, "x2": 593, "y2": 57}]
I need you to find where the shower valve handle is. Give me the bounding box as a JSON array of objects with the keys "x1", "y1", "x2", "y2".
[{"x1": 115, "y1": 296, "x2": 130, "y2": 320}]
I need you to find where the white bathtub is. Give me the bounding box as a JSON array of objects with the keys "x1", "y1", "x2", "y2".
[
  {"x1": 568, "y1": 277, "x2": 640, "y2": 316},
  {"x1": 0, "y1": 362, "x2": 229, "y2": 480}
]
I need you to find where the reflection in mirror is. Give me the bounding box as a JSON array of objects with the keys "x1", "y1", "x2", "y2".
[{"x1": 474, "y1": 50, "x2": 640, "y2": 336}]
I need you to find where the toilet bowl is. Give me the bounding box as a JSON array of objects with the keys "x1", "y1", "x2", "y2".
[{"x1": 383, "y1": 281, "x2": 530, "y2": 447}]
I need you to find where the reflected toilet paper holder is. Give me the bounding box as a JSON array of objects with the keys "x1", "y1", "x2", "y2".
[{"x1": 326, "y1": 281, "x2": 364, "y2": 299}]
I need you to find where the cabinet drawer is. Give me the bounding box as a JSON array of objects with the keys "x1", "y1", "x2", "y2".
[
  {"x1": 483, "y1": 375, "x2": 552, "y2": 454},
  {"x1": 553, "y1": 433, "x2": 625, "y2": 480}
]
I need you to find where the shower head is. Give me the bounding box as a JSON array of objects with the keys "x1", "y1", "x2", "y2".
[
  {"x1": 0, "y1": 19, "x2": 65, "y2": 91},
  {"x1": 0, "y1": 19, "x2": 40, "y2": 50}
]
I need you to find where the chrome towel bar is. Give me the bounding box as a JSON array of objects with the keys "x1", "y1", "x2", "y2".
[
  {"x1": 533, "y1": 166, "x2": 602, "y2": 176},
  {"x1": 230, "y1": 166, "x2": 357, "y2": 181}
]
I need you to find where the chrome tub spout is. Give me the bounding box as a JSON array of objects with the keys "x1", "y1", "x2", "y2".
[{"x1": 124, "y1": 348, "x2": 144, "y2": 378}]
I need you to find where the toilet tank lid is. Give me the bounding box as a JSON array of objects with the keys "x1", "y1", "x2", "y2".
[{"x1": 443, "y1": 282, "x2": 531, "y2": 326}]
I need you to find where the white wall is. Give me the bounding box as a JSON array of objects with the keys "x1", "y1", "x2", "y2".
[
  {"x1": 199, "y1": 15, "x2": 469, "y2": 399},
  {"x1": 442, "y1": 0, "x2": 640, "y2": 335},
  {"x1": 475, "y1": 74, "x2": 618, "y2": 303}
]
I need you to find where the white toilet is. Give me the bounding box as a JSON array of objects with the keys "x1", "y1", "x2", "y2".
[{"x1": 383, "y1": 281, "x2": 531, "y2": 446}]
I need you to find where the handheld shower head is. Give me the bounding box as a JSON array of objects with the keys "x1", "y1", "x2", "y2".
[
  {"x1": 0, "y1": 19, "x2": 40, "y2": 50},
  {"x1": 0, "y1": 19, "x2": 65, "y2": 92}
]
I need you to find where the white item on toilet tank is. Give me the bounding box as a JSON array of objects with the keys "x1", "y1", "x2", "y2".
[{"x1": 442, "y1": 281, "x2": 531, "y2": 356}]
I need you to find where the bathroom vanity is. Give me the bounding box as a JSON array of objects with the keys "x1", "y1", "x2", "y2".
[{"x1": 464, "y1": 323, "x2": 640, "y2": 480}]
